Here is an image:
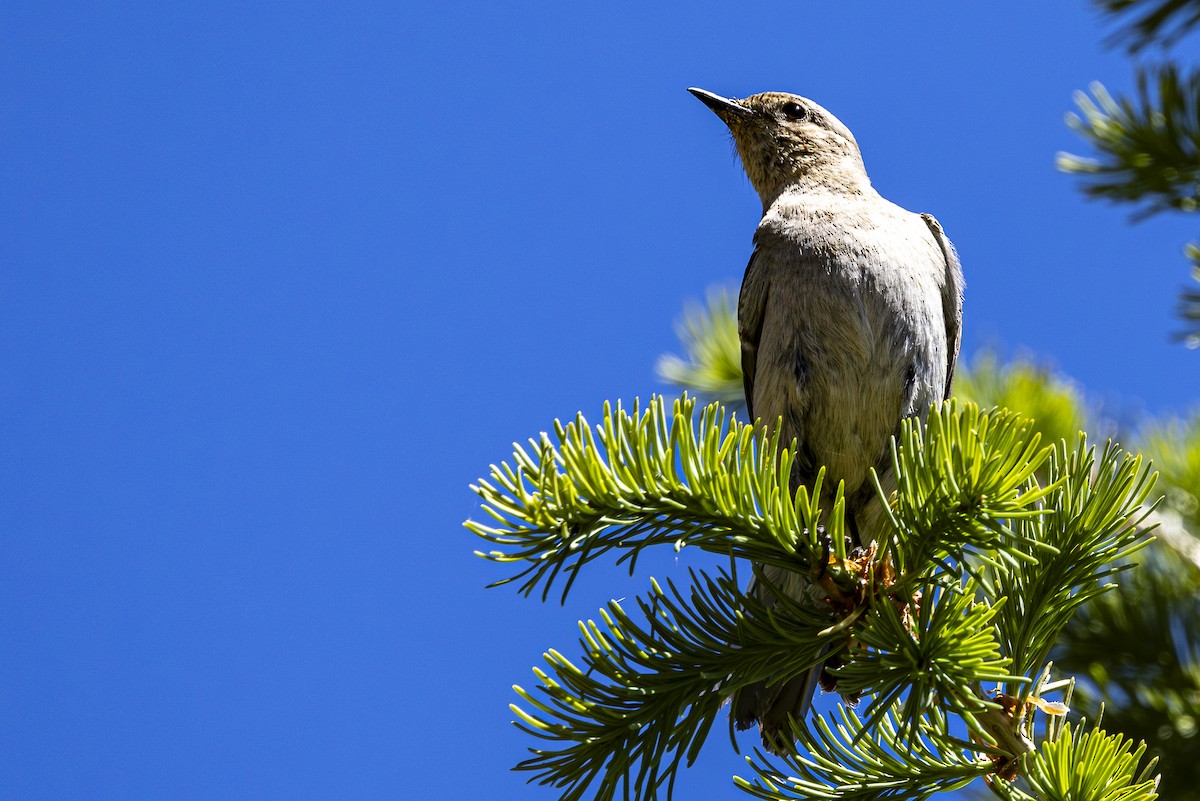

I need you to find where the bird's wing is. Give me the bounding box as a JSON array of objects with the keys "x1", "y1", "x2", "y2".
[
  {"x1": 738, "y1": 246, "x2": 769, "y2": 423},
  {"x1": 921, "y1": 214, "x2": 964, "y2": 399}
]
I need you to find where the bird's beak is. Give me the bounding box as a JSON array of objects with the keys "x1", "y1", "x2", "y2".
[{"x1": 688, "y1": 87, "x2": 752, "y2": 124}]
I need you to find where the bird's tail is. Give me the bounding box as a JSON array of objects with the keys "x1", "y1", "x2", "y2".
[
  {"x1": 731, "y1": 659, "x2": 825, "y2": 754},
  {"x1": 732, "y1": 560, "x2": 831, "y2": 752}
]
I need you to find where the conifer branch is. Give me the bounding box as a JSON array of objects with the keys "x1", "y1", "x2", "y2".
[
  {"x1": 1059, "y1": 65, "x2": 1200, "y2": 217},
  {"x1": 1096, "y1": 0, "x2": 1200, "y2": 51},
  {"x1": 467, "y1": 399, "x2": 1161, "y2": 801},
  {"x1": 995, "y1": 721, "x2": 1160, "y2": 801},
  {"x1": 657, "y1": 288, "x2": 745, "y2": 409},
  {"x1": 883, "y1": 405, "x2": 1059, "y2": 586},
  {"x1": 509, "y1": 569, "x2": 832, "y2": 801},
  {"x1": 737, "y1": 706, "x2": 992, "y2": 801},
  {"x1": 467, "y1": 395, "x2": 845, "y2": 603},
  {"x1": 996, "y1": 440, "x2": 1156, "y2": 679},
  {"x1": 832, "y1": 583, "x2": 1024, "y2": 741}
]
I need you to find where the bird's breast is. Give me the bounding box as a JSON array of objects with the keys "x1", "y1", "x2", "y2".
[{"x1": 747, "y1": 194, "x2": 949, "y2": 493}]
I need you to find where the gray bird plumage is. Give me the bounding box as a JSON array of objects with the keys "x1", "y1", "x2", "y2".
[{"x1": 689, "y1": 87, "x2": 964, "y2": 751}]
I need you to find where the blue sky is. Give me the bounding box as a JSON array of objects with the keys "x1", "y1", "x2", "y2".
[{"x1": 3, "y1": 2, "x2": 1198, "y2": 799}]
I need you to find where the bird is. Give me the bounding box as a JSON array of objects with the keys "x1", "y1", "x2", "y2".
[{"x1": 688, "y1": 87, "x2": 964, "y2": 751}]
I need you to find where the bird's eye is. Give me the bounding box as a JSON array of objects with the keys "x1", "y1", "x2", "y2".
[{"x1": 780, "y1": 102, "x2": 807, "y2": 121}]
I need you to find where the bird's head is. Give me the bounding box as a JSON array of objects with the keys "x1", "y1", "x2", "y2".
[{"x1": 688, "y1": 88, "x2": 870, "y2": 208}]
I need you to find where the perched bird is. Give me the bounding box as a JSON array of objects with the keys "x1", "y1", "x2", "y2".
[{"x1": 688, "y1": 87, "x2": 964, "y2": 749}]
